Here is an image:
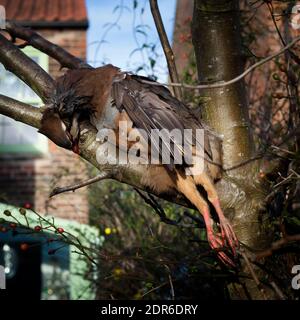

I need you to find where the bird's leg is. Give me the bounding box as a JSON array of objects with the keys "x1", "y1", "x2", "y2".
[
  {"x1": 194, "y1": 174, "x2": 239, "y2": 256},
  {"x1": 174, "y1": 171, "x2": 235, "y2": 267}
]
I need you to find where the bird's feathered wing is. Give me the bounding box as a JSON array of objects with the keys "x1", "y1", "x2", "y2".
[
  {"x1": 47, "y1": 65, "x2": 214, "y2": 170},
  {"x1": 111, "y1": 74, "x2": 213, "y2": 169}
]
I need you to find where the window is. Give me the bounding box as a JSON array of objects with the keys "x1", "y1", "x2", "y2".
[{"x1": 0, "y1": 46, "x2": 49, "y2": 155}]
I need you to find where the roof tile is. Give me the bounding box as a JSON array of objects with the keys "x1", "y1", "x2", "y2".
[
  {"x1": 20, "y1": 0, "x2": 34, "y2": 21},
  {"x1": 0, "y1": 0, "x2": 88, "y2": 26}
]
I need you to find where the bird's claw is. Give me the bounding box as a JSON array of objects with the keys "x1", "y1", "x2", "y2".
[
  {"x1": 207, "y1": 232, "x2": 236, "y2": 267},
  {"x1": 207, "y1": 219, "x2": 239, "y2": 267},
  {"x1": 219, "y1": 217, "x2": 239, "y2": 257}
]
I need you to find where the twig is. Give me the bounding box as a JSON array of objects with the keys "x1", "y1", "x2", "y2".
[
  {"x1": 134, "y1": 188, "x2": 179, "y2": 225},
  {"x1": 271, "y1": 145, "x2": 295, "y2": 156},
  {"x1": 270, "y1": 281, "x2": 286, "y2": 300},
  {"x1": 139, "y1": 35, "x2": 300, "y2": 90},
  {"x1": 141, "y1": 281, "x2": 169, "y2": 298},
  {"x1": 149, "y1": 0, "x2": 182, "y2": 100},
  {"x1": 163, "y1": 264, "x2": 175, "y2": 300},
  {"x1": 273, "y1": 172, "x2": 294, "y2": 188},
  {"x1": 255, "y1": 234, "x2": 300, "y2": 260},
  {"x1": 240, "y1": 248, "x2": 268, "y2": 300},
  {"x1": 266, "y1": 2, "x2": 300, "y2": 65},
  {"x1": 50, "y1": 171, "x2": 112, "y2": 197},
  {"x1": 168, "y1": 274, "x2": 175, "y2": 300},
  {"x1": 12, "y1": 207, "x2": 98, "y2": 265}
]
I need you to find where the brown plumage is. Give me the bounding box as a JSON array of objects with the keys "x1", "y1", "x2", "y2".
[{"x1": 40, "y1": 64, "x2": 239, "y2": 266}]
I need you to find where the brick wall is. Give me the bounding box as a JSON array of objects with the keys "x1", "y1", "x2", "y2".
[{"x1": 0, "y1": 28, "x2": 89, "y2": 224}]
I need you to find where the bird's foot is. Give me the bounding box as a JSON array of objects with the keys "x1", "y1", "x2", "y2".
[
  {"x1": 207, "y1": 230, "x2": 236, "y2": 267},
  {"x1": 209, "y1": 198, "x2": 239, "y2": 266},
  {"x1": 219, "y1": 217, "x2": 239, "y2": 257}
]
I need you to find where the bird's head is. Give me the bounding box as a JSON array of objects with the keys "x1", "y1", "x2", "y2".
[
  {"x1": 38, "y1": 108, "x2": 76, "y2": 152},
  {"x1": 39, "y1": 81, "x2": 91, "y2": 153},
  {"x1": 38, "y1": 64, "x2": 128, "y2": 152}
]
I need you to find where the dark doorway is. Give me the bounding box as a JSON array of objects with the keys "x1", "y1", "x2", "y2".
[{"x1": 0, "y1": 242, "x2": 42, "y2": 299}]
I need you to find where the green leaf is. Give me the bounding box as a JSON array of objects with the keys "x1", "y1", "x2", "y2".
[
  {"x1": 149, "y1": 58, "x2": 156, "y2": 68},
  {"x1": 136, "y1": 29, "x2": 147, "y2": 37}
]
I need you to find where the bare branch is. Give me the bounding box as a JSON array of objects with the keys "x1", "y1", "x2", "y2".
[
  {"x1": 266, "y1": 2, "x2": 300, "y2": 66},
  {"x1": 255, "y1": 234, "x2": 300, "y2": 260},
  {"x1": 149, "y1": 0, "x2": 182, "y2": 100},
  {"x1": 134, "y1": 188, "x2": 180, "y2": 226},
  {"x1": 0, "y1": 33, "x2": 55, "y2": 101},
  {"x1": 50, "y1": 171, "x2": 113, "y2": 197},
  {"x1": 270, "y1": 282, "x2": 286, "y2": 300},
  {"x1": 240, "y1": 248, "x2": 268, "y2": 300},
  {"x1": 140, "y1": 35, "x2": 300, "y2": 90},
  {"x1": 0, "y1": 94, "x2": 42, "y2": 128},
  {"x1": 5, "y1": 21, "x2": 91, "y2": 70}
]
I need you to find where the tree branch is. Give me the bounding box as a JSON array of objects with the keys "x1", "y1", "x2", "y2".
[
  {"x1": 149, "y1": 0, "x2": 182, "y2": 100},
  {"x1": 0, "y1": 33, "x2": 55, "y2": 102},
  {"x1": 4, "y1": 21, "x2": 91, "y2": 70},
  {"x1": 0, "y1": 94, "x2": 42, "y2": 128},
  {"x1": 50, "y1": 171, "x2": 113, "y2": 197}
]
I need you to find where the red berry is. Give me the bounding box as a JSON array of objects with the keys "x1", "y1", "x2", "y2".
[
  {"x1": 0, "y1": 226, "x2": 7, "y2": 233},
  {"x1": 34, "y1": 225, "x2": 42, "y2": 232},
  {"x1": 9, "y1": 223, "x2": 17, "y2": 229},
  {"x1": 48, "y1": 249, "x2": 55, "y2": 255},
  {"x1": 24, "y1": 203, "x2": 31, "y2": 209},
  {"x1": 57, "y1": 227, "x2": 64, "y2": 234},
  {"x1": 20, "y1": 243, "x2": 29, "y2": 251}
]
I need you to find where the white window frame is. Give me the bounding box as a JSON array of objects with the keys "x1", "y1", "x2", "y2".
[{"x1": 0, "y1": 46, "x2": 49, "y2": 155}]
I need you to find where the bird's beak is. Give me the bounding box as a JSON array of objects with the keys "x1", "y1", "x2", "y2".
[
  {"x1": 69, "y1": 112, "x2": 81, "y2": 154},
  {"x1": 39, "y1": 109, "x2": 73, "y2": 150}
]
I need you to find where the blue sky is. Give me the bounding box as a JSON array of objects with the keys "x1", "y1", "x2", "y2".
[{"x1": 86, "y1": 0, "x2": 176, "y2": 81}]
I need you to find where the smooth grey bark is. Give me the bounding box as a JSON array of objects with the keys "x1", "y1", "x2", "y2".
[{"x1": 192, "y1": 0, "x2": 274, "y2": 299}]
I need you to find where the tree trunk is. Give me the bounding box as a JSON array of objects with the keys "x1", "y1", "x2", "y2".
[{"x1": 192, "y1": 0, "x2": 275, "y2": 299}]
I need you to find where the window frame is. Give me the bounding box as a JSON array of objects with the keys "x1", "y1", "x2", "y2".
[{"x1": 0, "y1": 46, "x2": 49, "y2": 156}]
